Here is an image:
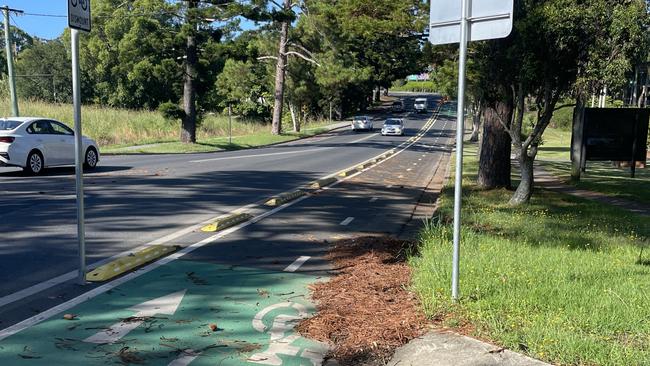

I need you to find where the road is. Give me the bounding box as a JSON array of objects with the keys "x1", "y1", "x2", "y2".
[
  {"x1": 0, "y1": 93, "x2": 449, "y2": 316},
  {"x1": 0, "y1": 94, "x2": 458, "y2": 364}
]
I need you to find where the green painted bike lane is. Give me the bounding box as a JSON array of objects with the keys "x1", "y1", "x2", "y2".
[{"x1": 0, "y1": 259, "x2": 328, "y2": 366}]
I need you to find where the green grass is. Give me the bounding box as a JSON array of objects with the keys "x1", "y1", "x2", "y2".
[
  {"x1": 390, "y1": 81, "x2": 436, "y2": 93},
  {"x1": 537, "y1": 127, "x2": 650, "y2": 205},
  {"x1": 0, "y1": 99, "x2": 335, "y2": 153},
  {"x1": 108, "y1": 127, "x2": 330, "y2": 154},
  {"x1": 410, "y1": 144, "x2": 650, "y2": 365}
]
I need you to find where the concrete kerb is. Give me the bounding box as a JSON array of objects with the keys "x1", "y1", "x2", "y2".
[
  {"x1": 200, "y1": 212, "x2": 254, "y2": 232},
  {"x1": 85, "y1": 245, "x2": 179, "y2": 282},
  {"x1": 265, "y1": 190, "x2": 307, "y2": 207}
]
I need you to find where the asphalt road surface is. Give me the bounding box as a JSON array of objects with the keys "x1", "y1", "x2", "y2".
[{"x1": 0, "y1": 94, "x2": 450, "y2": 324}]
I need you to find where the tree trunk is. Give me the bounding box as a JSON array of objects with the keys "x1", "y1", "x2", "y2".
[
  {"x1": 289, "y1": 103, "x2": 299, "y2": 132},
  {"x1": 181, "y1": 0, "x2": 198, "y2": 143},
  {"x1": 477, "y1": 103, "x2": 512, "y2": 189},
  {"x1": 570, "y1": 94, "x2": 585, "y2": 181},
  {"x1": 510, "y1": 151, "x2": 534, "y2": 205},
  {"x1": 469, "y1": 104, "x2": 481, "y2": 142},
  {"x1": 271, "y1": 0, "x2": 291, "y2": 136},
  {"x1": 374, "y1": 87, "x2": 381, "y2": 102}
]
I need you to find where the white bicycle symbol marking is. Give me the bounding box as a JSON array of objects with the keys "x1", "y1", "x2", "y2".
[{"x1": 248, "y1": 302, "x2": 328, "y2": 365}]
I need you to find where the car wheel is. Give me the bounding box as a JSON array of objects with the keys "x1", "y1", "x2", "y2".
[
  {"x1": 84, "y1": 147, "x2": 98, "y2": 170},
  {"x1": 25, "y1": 150, "x2": 44, "y2": 175}
]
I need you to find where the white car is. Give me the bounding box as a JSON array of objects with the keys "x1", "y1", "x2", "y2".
[
  {"x1": 381, "y1": 119, "x2": 404, "y2": 136},
  {"x1": 351, "y1": 116, "x2": 374, "y2": 132},
  {"x1": 414, "y1": 98, "x2": 428, "y2": 113},
  {"x1": 0, "y1": 117, "x2": 100, "y2": 174}
]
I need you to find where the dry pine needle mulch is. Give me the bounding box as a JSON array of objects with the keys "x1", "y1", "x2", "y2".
[{"x1": 296, "y1": 236, "x2": 428, "y2": 365}]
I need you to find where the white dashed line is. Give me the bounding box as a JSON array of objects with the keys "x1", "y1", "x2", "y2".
[
  {"x1": 284, "y1": 256, "x2": 311, "y2": 272},
  {"x1": 340, "y1": 217, "x2": 355, "y2": 226},
  {"x1": 369, "y1": 197, "x2": 378, "y2": 203}
]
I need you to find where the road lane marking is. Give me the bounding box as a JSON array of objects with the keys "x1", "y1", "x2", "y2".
[
  {"x1": 340, "y1": 217, "x2": 354, "y2": 226},
  {"x1": 347, "y1": 133, "x2": 379, "y2": 144},
  {"x1": 369, "y1": 197, "x2": 378, "y2": 203},
  {"x1": 0, "y1": 204, "x2": 257, "y2": 308},
  {"x1": 84, "y1": 290, "x2": 187, "y2": 344},
  {"x1": 168, "y1": 351, "x2": 201, "y2": 366},
  {"x1": 284, "y1": 256, "x2": 311, "y2": 272},
  {"x1": 190, "y1": 147, "x2": 332, "y2": 163}
]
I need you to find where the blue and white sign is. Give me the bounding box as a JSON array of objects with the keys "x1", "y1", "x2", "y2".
[{"x1": 68, "y1": 0, "x2": 91, "y2": 32}]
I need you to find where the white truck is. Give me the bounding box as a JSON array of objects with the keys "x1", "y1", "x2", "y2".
[{"x1": 414, "y1": 98, "x2": 428, "y2": 113}]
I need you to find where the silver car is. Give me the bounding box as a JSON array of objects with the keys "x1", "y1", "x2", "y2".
[
  {"x1": 381, "y1": 119, "x2": 404, "y2": 136},
  {"x1": 351, "y1": 116, "x2": 374, "y2": 132}
]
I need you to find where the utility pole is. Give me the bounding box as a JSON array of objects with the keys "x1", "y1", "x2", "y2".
[{"x1": 1, "y1": 6, "x2": 22, "y2": 116}]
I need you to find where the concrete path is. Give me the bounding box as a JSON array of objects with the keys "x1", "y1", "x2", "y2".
[
  {"x1": 535, "y1": 166, "x2": 650, "y2": 216},
  {"x1": 387, "y1": 331, "x2": 551, "y2": 366}
]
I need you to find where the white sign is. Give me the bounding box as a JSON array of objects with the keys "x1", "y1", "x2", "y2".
[
  {"x1": 68, "y1": 0, "x2": 91, "y2": 32},
  {"x1": 429, "y1": 0, "x2": 513, "y2": 45}
]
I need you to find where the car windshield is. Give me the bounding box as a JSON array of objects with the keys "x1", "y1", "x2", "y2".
[
  {"x1": 384, "y1": 120, "x2": 401, "y2": 126},
  {"x1": 0, "y1": 120, "x2": 23, "y2": 131}
]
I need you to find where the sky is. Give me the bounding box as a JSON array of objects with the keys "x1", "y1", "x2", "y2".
[
  {"x1": 3, "y1": 1, "x2": 260, "y2": 40},
  {"x1": 3, "y1": 0, "x2": 69, "y2": 40}
]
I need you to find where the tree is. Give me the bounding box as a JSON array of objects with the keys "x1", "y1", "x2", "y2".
[
  {"x1": 469, "y1": 0, "x2": 647, "y2": 203},
  {"x1": 15, "y1": 39, "x2": 71, "y2": 103}
]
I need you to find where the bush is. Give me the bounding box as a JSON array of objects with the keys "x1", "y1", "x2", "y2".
[{"x1": 158, "y1": 101, "x2": 185, "y2": 121}]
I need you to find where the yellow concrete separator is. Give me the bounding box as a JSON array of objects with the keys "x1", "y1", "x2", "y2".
[
  {"x1": 356, "y1": 162, "x2": 372, "y2": 170},
  {"x1": 265, "y1": 190, "x2": 307, "y2": 207},
  {"x1": 309, "y1": 177, "x2": 338, "y2": 189},
  {"x1": 86, "y1": 245, "x2": 179, "y2": 282},
  {"x1": 201, "y1": 212, "x2": 254, "y2": 232},
  {"x1": 338, "y1": 168, "x2": 358, "y2": 177}
]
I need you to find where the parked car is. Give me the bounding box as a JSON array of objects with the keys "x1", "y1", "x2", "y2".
[
  {"x1": 381, "y1": 118, "x2": 405, "y2": 136},
  {"x1": 351, "y1": 116, "x2": 374, "y2": 132},
  {"x1": 414, "y1": 98, "x2": 428, "y2": 113},
  {"x1": 0, "y1": 117, "x2": 100, "y2": 175},
  {"x1": 391, "y1": 100, "x2": 405, "y2": 112}
]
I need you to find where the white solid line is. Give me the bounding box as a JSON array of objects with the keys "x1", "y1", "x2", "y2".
[
  {"x1": 340, "y1": 217, "x2": 354, "y2": 226},
  {"x1": 369, "y1": 197, "x2": 378, "y2": 203},
  {"x1": 347, "y1": 133, "x2": 378, "y2": 144},
  {"x1": 0, "y1": 205, "x2": 252, "y2": 309},
  {"x1": 284, "y1": 256, "x2": 311, "y2": 272},
  {"x1": 190, "y1": 147, "x2": 332, "y2": 163}
]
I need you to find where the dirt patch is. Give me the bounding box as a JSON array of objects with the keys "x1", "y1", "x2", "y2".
[{"x1": 296, "y1": 236, "x2": 428, "y2": 365}]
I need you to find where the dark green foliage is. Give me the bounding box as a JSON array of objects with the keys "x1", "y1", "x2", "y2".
[{"x1": 158, "y1": 101, "x2": 185, "y2": 121}]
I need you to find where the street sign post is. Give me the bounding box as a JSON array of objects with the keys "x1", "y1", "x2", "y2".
[
  {"x1": 429, "y1": 0, "x2": 513, "y2": 301},
  {"x1": 68, "y1": 0, "x2": 91, "y2": 285}
]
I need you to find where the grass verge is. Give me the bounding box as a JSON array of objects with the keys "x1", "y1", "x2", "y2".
[
  {"x1": 102, "y1": 126, "x2": 333, "y2": 154},
  {"x1": 410, "y1": 143, "x2": 650, "y2": 365},
  {"x1": 0, "y1": 99, "x2": 336, "y2": 153},
  {"x1": 537, "y1": 127, "x2": 650, "y2": 205}
]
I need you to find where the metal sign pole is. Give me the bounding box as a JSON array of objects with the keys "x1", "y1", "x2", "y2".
[
  {"x1": 71, "y1": 28, "x2": 86, "y2": 285},
  {"x1": 451, "y1": 0, "x2": 470, "y2": 302}
]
